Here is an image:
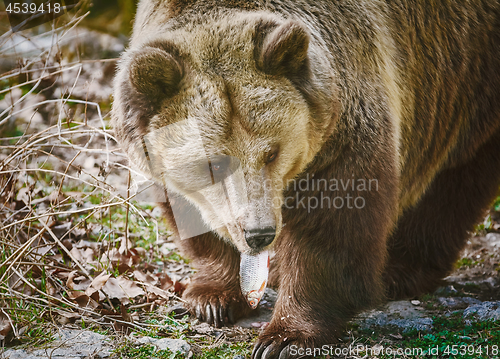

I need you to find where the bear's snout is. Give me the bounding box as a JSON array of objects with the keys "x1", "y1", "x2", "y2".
[{"x1": 244, "y1": 226, "x2": 276, "y2": 251}]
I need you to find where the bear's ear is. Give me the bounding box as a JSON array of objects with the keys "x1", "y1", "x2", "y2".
[
  {"x1": 129, "y1": 46, "x2": 183, "y2": 99},
  {"x1": 255, "y1": 20, "x2": 309, "y2": 77}
]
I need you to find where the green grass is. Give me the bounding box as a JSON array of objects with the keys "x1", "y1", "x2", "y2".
[
  {"x1": 0, "y1": 176, "x2": 171, "y2": 346},
  {"x1": 0, "y1": 300, "x2": 57, "y2": 348},
  {"x1": 1, "y1": 126, "x2": 25, "y2": 143},
  {"x1": 396, "y1": 316, "x2": 500, "y2": 359},
  {"x1": 456, "y1": 257, "x2": 479, "y2": 269},
  {"x1": 115, "y1": 339, "x2": 252, "y2": 359},
  {"x1": 139, "y1": 315, "x2": 190, "y2": 340},
  {"x1": 110, "y1": 312, "x2": 253, "y2": 359},
  {"x1": 197, "y1": 342, "x2": 251, "y2": 359},
  {"x1": 475, "y1": 214, "x2": 493, "y2": 233},
  {"x1": 352, "y1": 313, "x2": 500, "y2": 359},
  {"x1": 494, "y1": 195, "x2": 500, "y2": 212},
  {"x1": 116, "y1": 343, "x2": 178, "y2": 359},
  {"x1": 165, "y1": 252, "x2": 188, "y2": 263}
]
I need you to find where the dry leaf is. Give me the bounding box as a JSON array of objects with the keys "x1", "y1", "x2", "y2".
[
  {"x1": 133, "y1": 270, "x2": 158, "y2": 286},
  {"x1": 54, "y1": 270, "x2": 71, "y2": 280},
  {"x1": 134, "y1": 247, "x2": 146, "y2": 257},
  {"x1": 173, "y1": 281, "x2": 186, "y2": 295},
  {"x1": 46, "y1": 279, "x2": 57, "y2": 296},
  {"x1": 157, "y1": 273, "x2": 173, "y2": 291},
  {"x1": 145, "y1": 285, "x2": 171, "y2": 300},
  {"x1": 85, "y1": 271, "x2": 111, "y2": 297},
  {"x1": 56, "y1": 311, "x2": 81, "y2": 325},
  {"x1": 0, "y1": 313, "x2": 11, "y2": 338},
  {"x1": 70, "y1": 247, "x2": 83, "y2": 263},
  {"x1": 118, "y1": 237, "x2": 134, "y2": 255},
  {"x1": 82, "y1": 248, "x2": 96, "y2": 263},
  {"x1": 100, "y1": 247, "x2": 144, "y2": 273},
  {"x1": 67, "y1": 271, "x2": 92, "y2": 291},
  {"x1": 68, "y1": 291, "x2": 100, "y2": 310},
  {"x1": 115, "y1": 276, "x2": 145, "y2": 298},
  {"x1": 67, "y1": 291, "x2": 86, "y2": 300},
  {"x1": 66, "y1": 270, "x2": 78, "y2": 290},
  {"x1": 120, "y1": 303, "x2": 133, "y2": 322},
  {"x1": 101, "y1": 248, "x2": 132, "y2": 268},
  {"x1": 75, "y1": 240, "x2": 100, "y2": 251},
  {"x1": 102, "y1": 276, "x2": 145, "y2": 304},
  {"x1": 116, "y1": 263, "x2": 131, "y2": 275},
  {"x1": 16, "y1": 187, "x2": 31, "y2": 205}
]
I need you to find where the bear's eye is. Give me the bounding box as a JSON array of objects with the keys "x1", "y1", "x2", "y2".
[
  {"x1": 266, "y1": 150, "x2": 278, "y2": 164},
  {"x1": 204, "y1": 155, "x2": 240, "y2": 185},
  {"x1": 208, "y1": 156, "x2": 230, "y2": 179}
]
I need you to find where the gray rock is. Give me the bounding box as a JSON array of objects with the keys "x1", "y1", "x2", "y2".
[
  {"x1": 3, "y1": 331, "x2": 192, "y2": 359},
  {"x1": 463, "y1": 301, "x2": 500, "y2": 321},
  {"x1": 192, "y1": 322, "x2": 214, "y2": 335},
  {"x1": 438, "y1": 297, "x2": 462, "y2": 308},
  {"x1": 443, "y1": 277, "x2": 498, "y2": 289},
  {"x1": 2, "y1": 329, "x2": 112, "y2": 358},
  {"x1": 357, "y1": 301, "x2": 433, "y2": 332},
  {"x1": 434, "y1": 285, "x2": 458, "y2": 296},
  {"x1": 360, "y1": 310, "x2": 389, "y2": 327},
  {"x1": 386, "y1": 317, "x2": 433, "y2": 332},
  {"x1": 3, "y1": 353, "x2": 82, "y2": 359},
  {"x1": 486, "y1": 232, "x2": 500, "y2": 247},
  {"x1": 134, "y1": 336, "x2": 191, "y2": 355},
  {"x1": 461, "y1": 297, "x2": 483, "y2": 305},
  {"x1": 437, "y1": 296, "x2": 481, "y2": 309}
]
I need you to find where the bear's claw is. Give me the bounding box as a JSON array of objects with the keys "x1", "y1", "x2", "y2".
[
  {"x1": 192, "y1": 301, "x2": 231, "y2": 327},
  {"x1": 183, "y1": 282, "x2": 252, "y2": 327},
  {"x1": 252, "y1": 339, "x2": 303, "y2": 359}
]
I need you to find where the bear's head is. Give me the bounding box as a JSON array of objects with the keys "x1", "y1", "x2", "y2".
[{"x1": 112, "y1": 11, "x2": 338, "y2": 254}]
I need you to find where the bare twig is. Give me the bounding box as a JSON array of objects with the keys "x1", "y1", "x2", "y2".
[
  {"x1": 40, "y1": 220, "x2": 90, "y2": 278},
  {"x1": 0, "y1": 228, "x2": 46, "y2": 284}
]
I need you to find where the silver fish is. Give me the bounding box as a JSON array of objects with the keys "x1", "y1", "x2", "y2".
[{"x1": 239, "y1": 250, "x2": 270, "y2": 309}]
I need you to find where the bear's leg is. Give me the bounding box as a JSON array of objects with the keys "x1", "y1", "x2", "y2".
[
  {"x1": 252, "y1": 169, "x2": 395, "y2": 358},
  {"x1": 158, "y1": 201, "x2": 253, "y2": 327},
  {"x1": 385, "y1": 130, "x2": 500, "y2": 299},
  {"x1": 178, "y1": 232, "x2": 254, "y2": 327},
  {"x1": 252, "y1": 229, "x2": 387, "y2": 359}
]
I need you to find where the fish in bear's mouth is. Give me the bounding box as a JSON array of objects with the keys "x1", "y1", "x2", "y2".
[{"x1": 239, "y1": 250, "x2": 270, "y2": 309}]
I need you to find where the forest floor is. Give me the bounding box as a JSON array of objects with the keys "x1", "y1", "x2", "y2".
[
  {"x1": 1, "y1": 11, "x2": 500, "y2": 359},
  {"x1": 1, "y1": 221, "x2": 499, "y2": 359}
]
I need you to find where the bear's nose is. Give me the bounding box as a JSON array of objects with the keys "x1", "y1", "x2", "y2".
[{"x1": 244, "y1": 227, "x2": 276, "y2": 250}]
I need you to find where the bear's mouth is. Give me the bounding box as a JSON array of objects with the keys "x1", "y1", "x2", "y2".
[{"x1": 239, "y1": 250, "x2": 270, "y2": 309}]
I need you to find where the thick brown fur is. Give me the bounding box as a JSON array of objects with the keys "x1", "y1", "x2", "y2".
[{"x1": 112, "y1": 1, "x2": 500, "y2": 358}]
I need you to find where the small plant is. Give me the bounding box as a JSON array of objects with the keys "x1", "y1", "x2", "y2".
[
  {"x1": 115, "y1": 343, "x2": 177, "y2": 359},
  {"x1": 493, "y1": 194, "x2": 500, "y2": 212},
  {"x1": 456, "y1": 258, "x2": 477, "y2": 269}
]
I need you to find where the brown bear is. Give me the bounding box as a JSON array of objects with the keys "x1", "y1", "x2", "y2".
[{"x1": 112, "y1": 1, "x2": 500, "y2": 358}]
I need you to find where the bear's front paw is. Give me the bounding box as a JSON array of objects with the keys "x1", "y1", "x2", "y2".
[
  {"x1": 252, "y1": 327, "x2": 314, "y2": 359},
  {"x1": 182, "y1": 282, "x2": 253, "y2": 328}
]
